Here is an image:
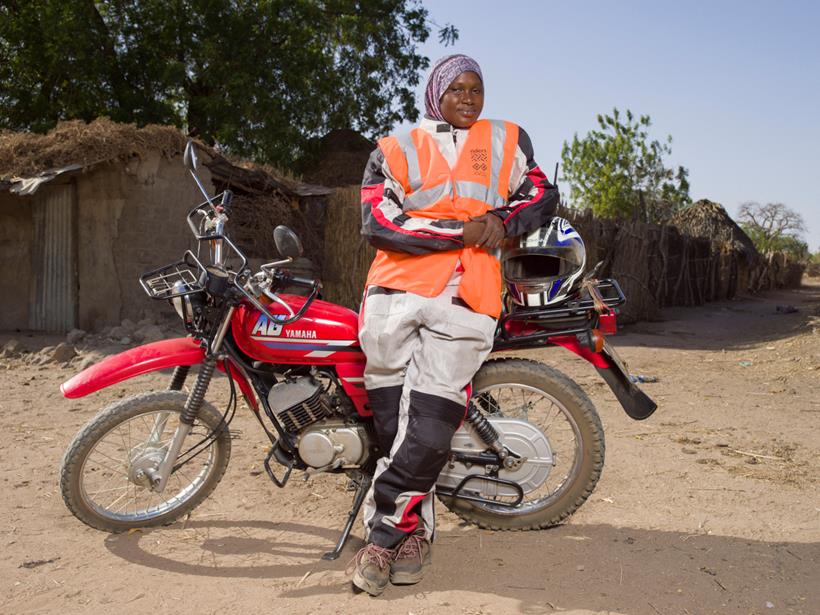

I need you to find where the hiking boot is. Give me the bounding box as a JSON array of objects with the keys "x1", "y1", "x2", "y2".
[
  {"x1": 349, "y1": 543, "x2": 395, "y2": 596},
  {"x1": 390, "y1": 529, "x2": 431, "y2": 585}
]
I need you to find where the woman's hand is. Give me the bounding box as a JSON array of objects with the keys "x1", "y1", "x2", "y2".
[
  {"x1": 465, "y1": 213, "x2": 505, "y2": 249},
  {"x1": 463, "y1": 219, "x2": 485, "y2": 246}
]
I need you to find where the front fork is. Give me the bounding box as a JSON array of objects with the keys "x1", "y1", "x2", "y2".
[
  {"x1": 145, "y1": 365, "x2": 191, "y2": 446},
  {"x1": 147, "y1": 308, "x2": 234, "y2": 492}
]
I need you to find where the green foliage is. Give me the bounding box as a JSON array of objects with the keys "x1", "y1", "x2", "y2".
[
  {"x1": 738, "y1": 201, "x2": 809, "y2": 260},
  {"x1": 561, "y1": 108, "x2": 690, "y2": 221},
  {"x1": 0, "y1": 0, "x2": 457, "y2": 168}
]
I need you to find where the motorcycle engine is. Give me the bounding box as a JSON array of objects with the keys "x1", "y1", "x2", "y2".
[
  {"x1": 267, "y1": 376, "x2": 369, "y2": 469},
  {"x1": 297, "y1": 420, "x2": 368, "y2": 469},
  {"x1": 267, "y1": 376, "x2": 332, "y2": 433}
]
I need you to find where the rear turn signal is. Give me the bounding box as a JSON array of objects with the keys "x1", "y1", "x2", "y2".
[
  {"x1": 577, "y1": 329, "x2": 606, "y2": 353},
  {"x1": 591, "y1": 329, "x2": 605, "y2": 353}
]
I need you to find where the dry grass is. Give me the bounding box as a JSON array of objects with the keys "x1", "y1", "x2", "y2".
[
  {"x1": 672, "y1": 199, "x2": 757, "y2": 259},
  {"x1": 228, "y1": 192, "x2": 326, "y2": 271},
  {"x1": 0, "y1": 118, "x2": 187, "y2": 179},
  {"x1": 321, "y1": 185, "x2": 374, "y2": 309}
]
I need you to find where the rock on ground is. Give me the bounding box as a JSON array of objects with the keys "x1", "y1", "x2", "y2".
[
  {"x1": 66, "y1": 329, "x2": 86, "y2": 345},
  {"x1": 50, "y1": 343, "x2": 76, "y2": 363},
  {"x1": 134, "y1": 324, "x2": 165, "y2": 343}
]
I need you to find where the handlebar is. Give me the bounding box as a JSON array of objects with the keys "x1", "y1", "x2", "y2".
[
  {"x1": 181, "y1": 186, "x2": 319, "y2": 327},
  {"x1": 280, "y1": 272, "x2": 319, "y2": 289},
  {"x1": 236, "y1": 273, "x2": 321, "y2": 326}
]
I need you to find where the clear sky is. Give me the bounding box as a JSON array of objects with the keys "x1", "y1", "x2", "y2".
[{"x1": 398, "y1": 0, "x2": 820, "y2": 250}]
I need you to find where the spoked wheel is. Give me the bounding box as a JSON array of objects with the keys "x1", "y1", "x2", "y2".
[
  {"x1": 439, "y1": 358, "x2": 605, "y2": 530},
  {"x1": 60, "y1": 391, "x2": 231, "y2": 532}
]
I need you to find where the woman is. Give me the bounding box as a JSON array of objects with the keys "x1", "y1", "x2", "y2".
[{"x1": 352, "y1": 54, "x2": 559, "y2": 595}]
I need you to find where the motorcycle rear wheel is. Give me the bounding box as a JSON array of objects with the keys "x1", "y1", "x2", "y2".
[
  {"x1": 439, "y1": 358, "x2": 604, "y2": 530},
  {"x1": 60, "y1": 390, "x2": 231, "y2": 533}
]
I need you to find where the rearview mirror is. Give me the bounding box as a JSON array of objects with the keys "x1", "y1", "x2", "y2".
[
  {"x1": 183, "y1": 140, "x2": 198, "y2": 171},
  {"x1": 274, "y1": 226, "x2": 303, "y2": 259}
]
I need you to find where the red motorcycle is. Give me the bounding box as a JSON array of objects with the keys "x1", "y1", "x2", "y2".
[{"x1": 59, "y1": 143, "x2": 656, "y2": 560}]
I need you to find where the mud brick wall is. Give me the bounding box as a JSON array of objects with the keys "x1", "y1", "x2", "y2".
[
  {"x1": 0, "y1": 192, "x2": 34, "y2": 329},
  {"x1": 73, "y1": 154, "x2": 206, "y2": 329}
]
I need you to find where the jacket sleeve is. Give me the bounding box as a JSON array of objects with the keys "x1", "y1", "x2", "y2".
[
  {"x1": 489, "y1": 127, "x2": 559, "y2": 237},
  {"x1": 361, "y1": 147, "x2": 465, "y2": 254}
]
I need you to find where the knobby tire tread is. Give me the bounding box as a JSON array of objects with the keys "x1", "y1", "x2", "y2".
[
  {"x1": 60, "y1": 391, "x2": 231, "y2": 533},
  {"x1": 439, "y1": 358, "x2": 605, "y2": 531}
]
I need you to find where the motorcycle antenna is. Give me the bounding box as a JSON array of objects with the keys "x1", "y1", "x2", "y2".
[{"x1": 553, "y1": 162, "x2": 560, "y2": 187}]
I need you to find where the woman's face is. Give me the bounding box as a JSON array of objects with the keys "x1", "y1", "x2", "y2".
[{"x1": 439, "y1": 71, "x2": 484, "y2": 128}]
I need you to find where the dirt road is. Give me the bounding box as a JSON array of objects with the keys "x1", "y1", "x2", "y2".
[{"x1": 2, "y1": 281, "x2": 818, "y2": 615}]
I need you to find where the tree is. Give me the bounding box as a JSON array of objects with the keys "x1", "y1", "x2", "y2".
[
  {"x1": 737, "y1": 202, "x2": 808, "y2": 258},
  {"x1": 561, "y1": 108, "x2": 690, "y2": 221},
  {"x1": 0, "y1": 0, "x2": 457, "y2": 168}
]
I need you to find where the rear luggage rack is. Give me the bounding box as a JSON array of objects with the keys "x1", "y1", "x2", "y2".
[{"x1": 494, "y1": 278, "x2": 626, "y2": 350}]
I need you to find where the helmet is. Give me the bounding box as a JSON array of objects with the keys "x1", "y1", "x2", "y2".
[{"x1": 501, "y1": 217, "x2": 586, "y2": 307}]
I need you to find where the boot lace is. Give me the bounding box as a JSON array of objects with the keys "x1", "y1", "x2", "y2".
[
  {"x1": 346, "y1": 543, "x2": 394, "y2": 574},
  {"x1": 395, "y1": 531, "x2": 426, "y2": 563}
]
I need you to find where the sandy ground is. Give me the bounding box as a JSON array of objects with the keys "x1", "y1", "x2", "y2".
[{"x1": 1, "y1": 280, "x2": 818, "y2": 615}]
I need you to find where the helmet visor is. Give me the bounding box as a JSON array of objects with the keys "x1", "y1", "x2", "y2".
[{"x1": 502, "y1": 244, "x2": 586, "y2": 285}]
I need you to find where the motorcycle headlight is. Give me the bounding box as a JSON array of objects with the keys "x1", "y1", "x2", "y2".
[{"x1": 170, "y1": 281, "x2": 194, "y2": 324}]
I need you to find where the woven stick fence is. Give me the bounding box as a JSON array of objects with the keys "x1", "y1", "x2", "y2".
[{"x1": 320, "y1": 191, "x2": 805, "y2": 321}]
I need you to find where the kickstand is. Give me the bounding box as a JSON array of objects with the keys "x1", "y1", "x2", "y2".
[{"x1": 322, "y1": 472, "x2": 372, "y2": 561}]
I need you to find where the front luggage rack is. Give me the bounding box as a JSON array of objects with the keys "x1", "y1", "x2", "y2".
[{"x1": 139, "y1": 250, "x2": 208, "y2": 300}]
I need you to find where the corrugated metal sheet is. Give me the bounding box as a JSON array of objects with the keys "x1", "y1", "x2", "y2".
[
  {"x1": 6, "y1": 164, "x2": 83, "y2": 196},
  {"x1": 30, "y1": 183, "x2": 77, "y2": 331}
]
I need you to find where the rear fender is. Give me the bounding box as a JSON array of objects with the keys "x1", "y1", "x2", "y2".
[
  {"x1": 60, "y1": 337, "x2": 258, "y2": 410},
  {"x1": 550, "y1": 335, "x2": 657, "y2": 420}
]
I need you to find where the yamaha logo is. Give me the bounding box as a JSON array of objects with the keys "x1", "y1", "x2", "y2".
[{"x1": 285, "y1": 329, "x2": 317, "y2": 339}]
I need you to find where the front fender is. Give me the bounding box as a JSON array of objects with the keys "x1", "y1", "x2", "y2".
[{"x1": 61, "y1": 337, "x2": 258, "y2": 410}]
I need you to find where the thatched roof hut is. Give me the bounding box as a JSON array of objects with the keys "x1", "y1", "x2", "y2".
[
  {"x1": 0, "y1": 119, "x2": 330, "y2": 332},
  {"x1": 671, "y1": 199, "x2": 759, "y2": 263},
  {"x1": 0, "y1": 118, "x2": 187, "y2": 182},
  {"x1": 298, "y1": 128, "x2": 374, "y2": 188}
]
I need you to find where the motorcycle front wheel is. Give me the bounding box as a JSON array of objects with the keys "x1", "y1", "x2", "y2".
[
  {"x1": 439, "y1": 358, "x2": 605, "y2": 530},
  {"x1": 60, "y1": 390, "x2": 231, "y2": 532}
]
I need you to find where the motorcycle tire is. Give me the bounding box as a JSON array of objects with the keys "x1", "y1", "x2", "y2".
[
  {"x1": 60, "y1": 390, "x2": 231, "y2": 533},
  {"x1": 439, "y1": 358, "x2": 604, "y2": 530}
]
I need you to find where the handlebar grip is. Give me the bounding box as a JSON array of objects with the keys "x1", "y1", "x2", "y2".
[{"x1": 287, "y1": 274, "x2": 316, "y2": 288}]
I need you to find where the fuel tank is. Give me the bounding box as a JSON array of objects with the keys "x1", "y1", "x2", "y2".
[{"x1": 231, "y1": 294, "x2": 365, "y2": 365}]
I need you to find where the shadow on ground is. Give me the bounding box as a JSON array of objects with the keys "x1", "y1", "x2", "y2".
[{"x1": 105, "y1": 519, "x2": 818, "y2": 614}]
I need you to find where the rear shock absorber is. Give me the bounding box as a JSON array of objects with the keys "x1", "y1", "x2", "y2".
[
  {"x1": 180, "y1": 358, "x2": 216, "y2": 425},
  {"x1": 465, "y1": 403, "x2": 505, "y2": 456}
]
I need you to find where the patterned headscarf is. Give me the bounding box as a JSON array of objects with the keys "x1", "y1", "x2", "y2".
[{"x1": 424, "y1": 54, "x2": 483, "y2": 122}]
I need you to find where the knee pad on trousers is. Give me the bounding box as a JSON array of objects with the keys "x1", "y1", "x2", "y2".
[
  {"x1": 399, "y1": 390, "x2": 466, "y2": 484},
  {"x1": 367, "y1": 385, "x2": 403, "y2": 453}
]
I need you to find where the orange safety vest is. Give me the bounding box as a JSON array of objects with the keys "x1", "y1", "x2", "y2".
[{"x1": 365, "y1": 119, "x2": 519, "y2": 318}]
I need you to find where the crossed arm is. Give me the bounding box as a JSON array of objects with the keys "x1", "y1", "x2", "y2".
[{"x1": 361, "y1": 128, "x2": 560, "y2": 254}]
